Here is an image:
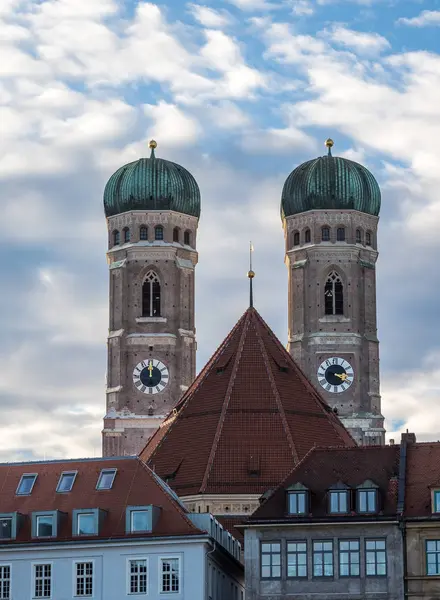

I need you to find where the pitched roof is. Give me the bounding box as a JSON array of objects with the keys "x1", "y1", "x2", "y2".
[
  {"x1": 405, "y1": 442, "x2": 440, "y2": 517},
  {"x1": 0, "y1": 457, "x2": 200, "y2": 544},
  {"x1": 140, "y1": 307, "x2": 355, "y2": 496},
  {"x1": 249, "y1": 445, "x2": 400, "y2": 522}
]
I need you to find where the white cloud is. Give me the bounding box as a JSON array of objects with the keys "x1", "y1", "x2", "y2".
[
  {"x1": 240, "y1": 126, "x2": 316, "y2": 154},
  {"x1": 143, "y1": 102, "x2": 202, "y2": 146},
  {"x1": 326, "y1": 25, "x2": 390, "y2": 55},
  {"x1": 398, "y1": 10, "x2": 440, "y2": 27},
  {"x1": 188, "y1": 3, "x2": 233, "y2": 27},
  {"x1": 225, "y1": 0, "x2": 278, "y2": 10},
  {"x1": 290, "y1": 0, "x2": 314, "y2": 16}
]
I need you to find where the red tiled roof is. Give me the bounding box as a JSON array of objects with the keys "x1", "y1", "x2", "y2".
[
  {"x1": 140, "y1": 307, "x2": 355, "y2": 496},
  {"x1": 0, "y1": 457, "x2": 200, "y2": 544},
  {"x1": 405, "y1": 442, "x2": 440, "y2": 517},
  {"x1": 249, "y1": 445, "x2": 400, "y2": 522}
]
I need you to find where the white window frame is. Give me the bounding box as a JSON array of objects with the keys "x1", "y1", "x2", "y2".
[
  {"x1": 76, "y1": 512, "x2": 97, "y2": 536},
  {"x1": 130, "y1": 510, "x2": 149, "y2": 533},
  {"x1": 126, "y1": 557, "x2": 148, "y2": 596},
  {"x1": 96, "y1": 468, "x2": 117, "y2": 490},
  {"x1": 32, "y1": 561, "x2": 53, "y2": 599},
  {"x1": 56, "y1": 471, "x2": 77, "y2": 493},
  {"x1": 16, "y1": 473, "x2": 37, "y2": 496},
  {"x1": 73, "y1": 560, "x2": 94, "y2": 598},
  {"x1": 35, "y1": 514, "x2": 54, "y2": 538},
  {"x1": 0, "y1": 563, "x2": 11, "y2": 600},
  {"x1": 159, "y1": 556, "x2": 181, "y2": 594}
]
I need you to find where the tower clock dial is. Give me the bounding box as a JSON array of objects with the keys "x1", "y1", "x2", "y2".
[
  {"x1": 317, "y1": 357, "x2": 354, "y2": 394},
  {"x1": 133, "y1": 359, "x2": 169, "y2": 395}
]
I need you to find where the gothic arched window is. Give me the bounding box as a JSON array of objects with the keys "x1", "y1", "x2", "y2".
[
  {"x1": 140, "y1": 226, "x2": 148, "y2": 241},
  {"x1": 366, "y1": 231, "x2": 372, "y2": 246},
  {"x1": 356, "y1": 229, "x2": 362, "y2": 244},
  {"x1": 142, "y1": 271, "x2": 161, "y2": 317},
  {"x1": 184, "y1": 230, "x2": 191, "y2": 246},
  {"x1": 293, "y1": 232, "x2": 300, "y2": 246},
  {"x1": 305, "y1": 229, "x2": 311, "y2": 244},
  {"x1": 173, "y1": 227, "x2": 180, "y2": 243},
  {"x1": 113, "y1": 230, "x2": 120, "y2": 246},
  {"x1": 155, "y1": 225, "x2": 164, "y2": 241},
  {"x1": 322, "y1": 227, "x2": 330, "y2": 242},
  {"x1": 337, "y1": 227, "x2": 345, "y2": 242},
  {"x1": 324, "y1": 271, "x2": 344, "y2": 315},
  {"x1": 123, "y1": 227, "x2": 130, "y2": 243}
]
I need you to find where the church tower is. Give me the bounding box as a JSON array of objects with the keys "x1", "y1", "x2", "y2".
[
  {"x1": 102, "y1": 141, "x2": 200, "y2": 457},
  {"x1": 281, "y1": 139, "x2": 385, "y2": 445}
]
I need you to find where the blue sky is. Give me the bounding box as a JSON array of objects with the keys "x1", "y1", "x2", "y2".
[{"x1": 1, "y1": 0, "x2": 440, "y2": 460}]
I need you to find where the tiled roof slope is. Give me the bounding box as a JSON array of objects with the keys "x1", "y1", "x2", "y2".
[
  {"x1": 250, "y1": 445, "x2": 400, "y2": 521},
  {"x1": 141, "y1": 307, "x2": 355, "y2": 496},
  {"x1": 0, "y1": 457, "x2": 200, "y2": 544},
  {"x1": 405, "y1": 442, "x2": 440, "y2": 517}
]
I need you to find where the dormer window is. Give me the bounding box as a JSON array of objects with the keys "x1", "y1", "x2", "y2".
[
  {"x1": 433, "y1": 490, "x2": 440, "y2": 514},
  {"x1": 358, "y1": 489, "x2": 377, "y2": 513},
  {"x1": 56, "y1": 471, "x2": 77, "y2": 493},
  {"x1": 287, "y1": 483, "x2": 308, "y2": 515},
  {"x1": 16, "y1": 473, "x2": 37, "y2": 496},
  {"x1": 329, "y1": 489, "x2": 349, "y2": 514}
]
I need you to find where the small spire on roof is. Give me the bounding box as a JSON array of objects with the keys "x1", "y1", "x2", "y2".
[
  {"x1": 149, "y1": 139, "x2": 157, "y2": 158},
  {"x1": 248, "y1": 241, "x2": 255, "y2": 308},
  {"x1": 325, "y1": 138, "x2": 334, "y2": 156}
]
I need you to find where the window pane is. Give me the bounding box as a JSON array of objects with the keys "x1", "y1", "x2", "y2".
[
  {"x1": 261, "y1": 566, "x2": 270, "y2": 578},
  {"x1": 261, "y1": 555, "x2": 270, "y2": 566},
  {"x1": 131, "y1": 511, "x2": 149, "y2": 532},
  {"x1": 57, "y1": 472, "x2": 75, "y2": 492},
  {"x1": 340, "y1": 564, "x2": 349, "y2": 576},
  {"x1": 0, "y1": 518, "x2": 12, "y2": 539},
  {"x1": 37, "y1": 516, "x2": 53, "y2": 537},
  {"x1": 427, "y1": 541, "x2": 437, "y2": 552},
  {"x1": 272, "y1": 566, "x2": 281, "y2": 577},
  {"x1": 78, "y1": 513, "x2": 95, "y2": 535},
  {"x1": 271, "y1": 543, "x2": 280, "y2": 552},
  {"x1": 261, "y1": 543, "x2": 271, "y2": 552},
  {"x1": 97, "y1": 469, "x2": 116, "y2": 490},
  {"x1": 17, "y1": 474, "x2": 36, "y2": 495}
]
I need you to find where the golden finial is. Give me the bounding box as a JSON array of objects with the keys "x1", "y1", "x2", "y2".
[
  {"x1": 248, "y1": 270, "x2": 255, "y2": 279},
  {"x1": 149, "y1": 139, "x2": 157, "y2": 149},
  {"x1": 325, "y1": 138, "x2": 334, "y2": 156}
]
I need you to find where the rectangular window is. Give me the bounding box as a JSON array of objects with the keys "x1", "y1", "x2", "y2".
[
  {"x1": 313, "y1": 541, "x2": 333, "y2": 577},
  {"x1": 56, "y1": 471, "x2": 77, "y2": 493},
  {"x1": 358, "y1": 489, "x2": 377, "y2": 513},
  {"x1": 288, "y1": 492, "x2": 306, "y2": 515},
  {"x1": 16, "y1": 473, "x2": 37, "y2": 496},
  {"x1": 365, "y1": 539, "x2": 387, "y2": 576},
  {"x1": 96, "y1": 468, "x2": 116, "y2": 490},
  {"x1": 34, "y1": 564, "x2": 51, "y2": 598},
  {"x1": 426, "y1": 540, "x2": 440, "y2": 575},
  {"x1": 36, "y1": 515, "x2": 54, "y2": 538},
  {"x1": 339, "y1": 540, "x2": 360, "y2": 577},
  {"x1": 329, "y1": 490, "x2": 348, "y2": 514},
  {"x1": 287, "y1": 542, "x2": 307, "y2": 578},
  {"x1": 0, "y1": 519, "x2": 12, "y2": 540},
  {"x1": 77, "y1": 513, "x2": 96, "y2": 536},
  {"x1": 160, "y1": 558, "x2": 180, "y2": 593},
  {"x1": 75, "y1": 562, "x2": 93, "y2": 597},
  {"x1": 129, "y1": 559, "x2": 147, "y2": 594},
  {"x1": 434, "y1": 491, "x2": 440, "y2": 514},
  {"x1": 131, "y1": 511, "x2": 149, "y2": 533},
  {"x1": 261, "y1": 542, "x2": 281, "y2": 578},
  {"x1": 0, "y1": 566, "x2": 10, "y2": 600}
]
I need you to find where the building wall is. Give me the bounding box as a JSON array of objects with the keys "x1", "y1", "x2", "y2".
[
  {"x1": 244, "y1": 523, "x2": 404, "y2": 600},
  {"x1": 406, "y1": 522, "x2": 440, "y2": 599}
]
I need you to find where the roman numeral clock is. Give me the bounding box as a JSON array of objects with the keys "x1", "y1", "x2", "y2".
[
  {"x1": 317, "y1": 357, "x2": 354, "y2": 394},
  {"x1": 133, "y1": 360, "x2": 169, "y2": 395}
]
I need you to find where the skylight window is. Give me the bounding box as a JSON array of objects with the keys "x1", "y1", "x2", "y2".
[
  {"x1": 16, "y1": 473, "x2": 37, "y2": 496},
  {"x1": 96, "y1": 468, "x2": 117, "y2": 490},
  {"x1": 56, "y1": 471, "x2": 77, "y2": 493}
]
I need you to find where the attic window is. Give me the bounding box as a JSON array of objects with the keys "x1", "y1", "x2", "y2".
[
  {"x1": 288, "y1": 491, "x2": 307, "y2": 515},
  {"x1": 433, "y1": 490, "x2": 440, "y2": 514},
  {"x1": 96, "y1": 468, "x2": 117, "y2": 490},
  {"x1": 358, "y1": 489, "x2": 377, "y2": 513},
  {"x1": 329, "y1": 490, "x2": 349, "y2": 514},
  {"x1": 16, "y1": 473, "x2": 37, "y2": 496},
  {"x1": 56, "y1": 471, "x2": 77, "y2": 493}
]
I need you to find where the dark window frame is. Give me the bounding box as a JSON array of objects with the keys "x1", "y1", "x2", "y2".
[
  {"x1": 336, "y1": 227, "x2": 345, "y2": 242},
  {"x1": 312, "y1": 540, "x2": 333, "y2": 578},
  {"x1": 184, "y1": 230, "x2": 191, "y2": 246},
  {"x1": 366, "y1": 231, "x2": 372, "y2": 246},
  {"x1": 356, "y1": 229, "x2": 362, "y2": 244},
  {"x1": 426, "y1": 539, "x2": 440, "y2": 576},
  {"x1": 113, "y1": 230, "x2": 120, "y2": 246},
  {"x1": 260, "y1": 541, "x2": 281, "y2": 579},
  {"x1": 123, "y1": 227, "x2": 130, "y2": 243},
  {"x1": 287, "y1": 541, "x2": 307, "y2": 578},
  {"x1": 154, "y1": 225, "x2": 164, "y2": 241},
  {"x1": 173, "y1": 227, "x2": 180, "y2": 243},
  {"x1": 139, "y1": 226, "x2": 148, "y2": 241},
  {"x1": 358, "y1": 489, "x2": 377, "y2": 514},
  {"x1": 293, "y1": 232, "x2": 300, "y2": 246},
  {"x1": 321, "y1": 227, "x2": 330, "y2": 242},
  {"x1": 324, "y1": 271, "x2": 344, "y2": 316},
  {"x1": 339, "y1": 539, "x2": 360, "y2": 577},
  {"x1": 365, "y1": 539, "x2": 387, "y2": 577},
  {"x1": 142, "y1": 271, "x2": 161, "y2": 317},
  {"x1": 288, "y1": 491, "x2": 307, "y2": 515},
  {"x1": 305, "y1": 229, "x2": 311, "y2": 244},
  {"x1": 329, "y1": 490, "x2": 349, "y2": 514},
  {"x1": 434, "y1": 490, "x2": 440, "y2": 514}
]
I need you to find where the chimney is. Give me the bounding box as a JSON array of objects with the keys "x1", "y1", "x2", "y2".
[
  {"x1": 389, "y1": 439, "x2": 395, "y2": 445},
  {"x1": 401, "y1": 430, "x2": 416, "y2": 445}
]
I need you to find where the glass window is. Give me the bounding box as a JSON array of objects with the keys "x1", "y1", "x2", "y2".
[
  {"x1": 365, "y1": 539, "x2": 387, "y2": 576},
  {"x1": 34, "y1": 564, "x2": 51, "y2": 598},
  {"x1": 142, "y1": 271, "x2": 161, "y2": 317},
  {"x1": 313, "y1": 540, "x2": 333, "y2": 577},
  {"x1": 261, "y1": 542, "x2": 281, "y2": 578},
  {"x1": 173, "y1": 228, "x2": 180, "y2": 243},
  {"x1": 113, "y1": 230, "x2": 120, "y2": 246},
  {"x1": 139, "y1": 226, "x2": 148, "y2": 241},
  {"x1": 160, "y1": 558, "x2": 180, "y2": 593},
  {"x1": 96, "y1": 468, "x2": 117, "y2": 490},
  {"x1": 287, "y1": 542, "x2": 307, "y2": 578},
  {"x1": 339, "y1": 540, "x2": 360, "y2": 577},
  {"x1": 329, "y1": 490, "x2": 349, "y2": 514},
  {"x1": 305, "y1": 229, "x2": 311, "y2": 243},
  {"x1": 358, "y1": 489, "x2": 377, "y2": 513},
  {"x1": 16, "y1": 473, "x2": 37, "y2": 495},
  {"x1": 75, "y1": 562, "x2": 93, "y2": 597},
  {"x1": 322, "y1": 227, "x2": 330, "y2": 242},
  {"x1": 0, "y1": 517, "x2": 12, "y2": 540},
  {"x1": 324, "y1": 271, "x2": 343, "y2": 316},
  {"x1": 337, "y1": 227, "x2": 345, "y2": 241},
  {"x1": 356, "y1": 229, "x2": 362, "y2": 244},
  {"x1": 293, "y1": 232, "x2": 300, "y2": 246},
  {"x1": 426, "y1": 540, "x2": 440, "y2": 575},
  {"x1": 0, "y1": 565, "x2": 10, "y2": 600},
  {"x1": 155, "y1": 226, "x2": 164, "y2": 241},
  {"x1": 36, "y1": 515, "x2": 53, "y2": 538},
  {"x1": 129, "y1": 559, "x2": 147, "y2": 594},
  {"x1": 433, "y1": 491, "x2": 440, "y2": 513},
  {"x1": 77, "y1": 513, "x2": 96, "y2": 536},
  {"x1": 288, "y1": 491, "x2": 306, "y2": 515},
  {"x1": 184, "y1": 231, "x2": 191, "y2": 246},
  {"x1": 124, "y1": 228, "x2": 130, "y2": 243},
  {"x1": 56, "y1": 471, "x2": 76, "y2": 493},
  {"x1": 131, "y1": 511, "x2": 149, "y2": 533},
  {"x1": 366, "y1": 232, "x2": 371, "y2": 246}
]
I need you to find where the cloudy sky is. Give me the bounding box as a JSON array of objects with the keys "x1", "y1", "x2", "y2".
[{"x1": 1, "y1": 0, "x2": 440, "y2": 461}]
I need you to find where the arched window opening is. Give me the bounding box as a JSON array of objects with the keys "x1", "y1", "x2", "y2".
[
  {"x1": 322, "y1": 227, "x2": 330, "y2": 242},
  {"x1": 184, "y1": 230, "x2": 191, "y2": 246},
  {"x1": 142, "y1": 271, "x2": 161, "y2": 317},
  {"x1": 324, "y1": 271, "x2": 344, "y2": 315},
  {"x1": 293, "y1": 232, "x2": 300, "y2": 246},
  {"x1": 113, "y1": 230, "x2": 120, "y2": 246},
  {"x1": 366, "y1": 231, "x2": 371, "y2": 246},
  {"x1": 140, "y1": 226, "x2": 148, "y2": 241},
  {"x1": 173, "y1": 227, "x2": 180, "y2": 243},
  {"x1": 155, "y1": 225, "x2": 164, "y2": 241},
  {"x1": 305, "y1": 229, "x2": 311, "y2": 244},
  {"x1": 337, "y1": 227, "x2": 345, "y2": 242},
  {"x1": 123, "y1": 227, "x2": 130, "y2": 243},
  {"x1": 356, "y1": 229, "x2": 362, "y2": 244}
]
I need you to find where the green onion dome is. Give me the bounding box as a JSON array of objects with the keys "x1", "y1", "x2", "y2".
[
  {"x1": 104, "y1": 140, "x2": 201, "y2": 218},
  {"x1": 281, "y1": 139, "x2": 381, "y2": 218}
]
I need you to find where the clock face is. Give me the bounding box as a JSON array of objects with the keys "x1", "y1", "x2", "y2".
[
  {"x1": 133, "y1": 359, "x2": 169, "y2": 395},
  {"x1": 317, "y1": 357, "x2": 354, "y2": 394}
]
